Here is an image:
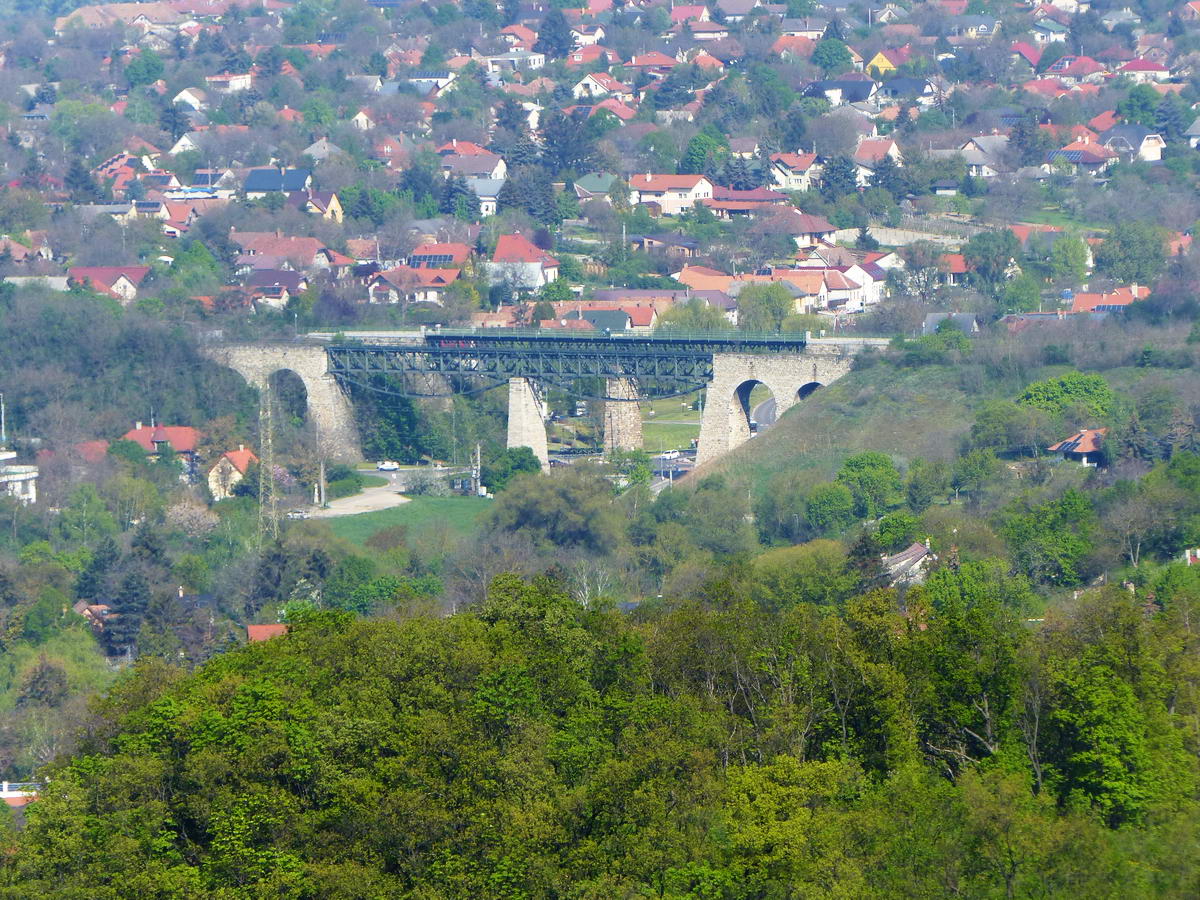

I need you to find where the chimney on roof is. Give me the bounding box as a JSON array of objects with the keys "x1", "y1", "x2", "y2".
[
  {"x1": 239, "y1": 444, "x2": 244, "y2": 451},
  {"x1": 135, "y1": 421, "x2": 142, "y2": 430}
]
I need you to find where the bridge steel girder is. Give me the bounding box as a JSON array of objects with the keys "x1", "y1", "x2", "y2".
[{"x1": 325, "y1": 343, "x2": 779, "y2": 399}]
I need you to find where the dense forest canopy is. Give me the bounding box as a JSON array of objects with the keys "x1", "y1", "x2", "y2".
[{"x1": 0, "y1": 571, "x2": 1196, "y2": 897}]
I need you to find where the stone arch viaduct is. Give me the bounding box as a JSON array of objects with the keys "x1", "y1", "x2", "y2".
[{"x1": 203, "y1": 334, "x2": 886, "y2": 467}]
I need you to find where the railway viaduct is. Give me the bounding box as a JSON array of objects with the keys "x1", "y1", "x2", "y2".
[{"x1": 202, "y1": 331, "x2": 887, "y2": 467}]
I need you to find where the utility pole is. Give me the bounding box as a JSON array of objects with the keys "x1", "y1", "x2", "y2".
[{"x1": 472, "y1": 442, "x2": 481, "y2": 496}]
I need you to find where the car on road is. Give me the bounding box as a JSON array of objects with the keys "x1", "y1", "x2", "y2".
[
  {"x1": 658, "y1": 449, "x2": 681, "y2": 460},
  {"x1": 376, "y1": 460, "x2": 400, "y2": 471}
]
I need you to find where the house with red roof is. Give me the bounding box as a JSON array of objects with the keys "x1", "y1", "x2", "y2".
[
  {"x1": 208, "y1": 444, "x2": 257, "y2": 500},
  {"x1": 487, "y1": 233, "x2": 560, "y2": 289},
  {"x1": 852, "y1": 138, "x2": 903, "y2": 186},
  {"x1": 769, "y1": 152, "x2": 822, "y2": 191},
  {"x1": 565, "y1": 44, "x2": 615, "y2": 67},
  {"x1": 1118, "y1": 58, "x2": 1170, "y2": 83},
  {"x1": 1069, "y1": 284, "x2": 1150, "y2": 313},
  {"x1": 572, "y1": 72, "x2": 633, "y2": 102},
  {"x1": 1045, "y1": 136, "x2": 1118, "y2": 175},
  {"x1": 630, "y1": 174, "x2": 714, "y2": 216},
  {"x1": 368, "y1": 267, "x2": 462, "y2": 305},
  {"x1": 121, "y1": 421, "x2": 203, "y2": 475},
  {"x1": 1044, "y1": 55, "x2": 1107, "y2": 84},
  {"x1": 625, "y1": 51, "x2": 678, "y2": 74},
  {"x1": 1048, "y1": 428, "x2": 1107, "y2": 466},
  {"x1": 1010, "y1": 41, "x2": 1042, "y2": 68},
  {"x1": 67, "y1": 266, "x2": 151, "y2": 304}
]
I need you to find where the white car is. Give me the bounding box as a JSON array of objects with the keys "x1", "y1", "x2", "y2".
[
  {"x1": 658, "y1": 450, "x2": 681, "y2": 460},
  {"x1": 376, "y1": 460, "x2": 400, "y2": 471}
]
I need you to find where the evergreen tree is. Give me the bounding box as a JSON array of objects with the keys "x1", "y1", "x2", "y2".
[
  {"x1": 76, "y1": 536, "x2": 120, "y2": 601},
  {"x1": 868, "y1": 154, "x2": 905, "y2": 200},
  {"x1": 104, "y1": 571, "x2": 150, "y2": 655},
  {"x1": 533, "y1": 9, "x2": 572, "y2": 59},
  {"x1": 65, "y1": 159, "x2": 103, "y2": 202},
  {"x1": 820, "y1": 155, "x2": 858, "y2": 200}
]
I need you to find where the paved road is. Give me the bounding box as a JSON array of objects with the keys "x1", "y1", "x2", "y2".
[
  {"x1": 308, "y1": 476, "x2": 411, "y2": 518},
  {"x1": 753, "y1": 397, "x2": 777, "y2": 428}
]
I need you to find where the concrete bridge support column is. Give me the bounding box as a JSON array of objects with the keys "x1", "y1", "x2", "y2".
[
  {"x1": 603, "y1": 377, "x2": 642, "y2": 454},
  {"x1": 506, "y1": 377, "x2": 548, "y2": 465}
]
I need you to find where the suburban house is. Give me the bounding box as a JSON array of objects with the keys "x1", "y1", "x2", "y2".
[
  {"x1": 1098, "y1": 125, "x2": 1166, "y2": 162},
  {"x1": 882, "y1": 541, "x2": 937, "y2": 585},
  {"x1": 1048, "y1": 428, "x2": 1107, "y2": 466},
  {"x1": 285, "y1": 190, "x2": 344, "y2": 223},
  {"x1": 852, "y1": 138, "x2": 904, "y2": 185},
  {"x1": 769, "y1": 152, "x2": 822, "y2": 191},
  {"x1": 629, "y1": 174, "x2": 714, "y2": 216},
  {"x1": 572, "y1": 72, "x2": 633, "y2": 102},
  {"x1": 368, "y1": 266, "x2": 461, "y2": 305},
  {"x1": 0, "y1": 447, "x2": 38, "y2": 505},
  {"x1": 121, "y1": 422, "x2": 202, "y2": 475},
  {"x1": 242, "y1": 167, "x2": 312, "y2": 198},
  {"x1": 208, "y1": 445, "x2": 257, "y2": 501},
  {"x1": 67, "y1": 266, "x2": 151, "y2": 303},
  {"x1": 486, "y1": 232, "x2": 560, "y2": 289}
]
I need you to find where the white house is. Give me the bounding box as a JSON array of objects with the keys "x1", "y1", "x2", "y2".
[{"x1": 629, "y1": 174, "x2": 714, "y2": 216}]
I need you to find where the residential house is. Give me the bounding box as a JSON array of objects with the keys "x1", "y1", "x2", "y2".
[
  {"x1": 769, "y1": 152, "x2": 822, "y2": 191},
  {"x1": 409, "y1": 242, "x2": 472, "y2": 268},
  {"x1": 440, "y1": 153, "x2": 507, "y2": 180},
  {"x1": 67, "y1": 266, "x2": 151, "y2": 304},
  {"x1": 285, "y1": 190, "x2": 344, "y2": 223},
  {"x1": 1048, "y1": 428, "x2": 1107, "y2": 466},
  {"x1": 933, "y1": 134, "x2": 1010, "y2": 178},
  {"x1": 802, "y1": 78, "x2": 878, "y2": 105},
  {"x1": 122, "y1": 422, "x2": 202, "y2": 476},
  {"x1": 208, "y1": 445, "x2": 257, "y2": 501},
  {"x1": 852, "y1": 138, "x2": 903, "y2": 186},
  {"x1": 1045, "y1": 137, "x2": 1118, "y2": 175},
  {"x1": 702, "y1": 186, "x2": 791, "y2": 218},
  {"x1": 629, "y1": 174, "x2": 714, "y2": 216},
  {"x1": 1069, "y1": 284, "x2": 1149, "y2": 312},
  {"x1": 0, "y1": 448, "x2": 37, "y2": 505},
  {"x1": 487, "y1": 232, "x2": 560, "y2": 289},
  {"x1": 1031, "y1": 19, "x2": 1069, "y2": 43},
  {"x1": 242, "y1": 167, "x2": 312, "y2": 197},
  {"x1": 882, "y1": 541, "x2": 936, "y2": 585},
  {"x1": 1117, "y1": 58, "x2": 1170, "y2": 83},
  {"x1": 1099, "y1": 125, "x2": 1166, "y2": 162},
  {"x1": 368, "y1": 267, "x2": 461, "y2": 305},
  {"x1": 465, "y1": 178, "x2": 504, "y2": 216},
  {"x1": 246, "y1": 624, "x2": 288, "y2": 642},
  {"x1": 572, "y1": 72, "x2": 633, "y2": 102}
]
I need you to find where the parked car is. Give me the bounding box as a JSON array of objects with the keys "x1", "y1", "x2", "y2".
[{"x1": 377, "y1": 460, "x2": 400, "y2": 471}]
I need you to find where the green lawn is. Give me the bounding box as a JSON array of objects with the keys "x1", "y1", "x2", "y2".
[
  {"x1": 360, "y1": 475, "x2": 389, "y2": 488},
  {"x1": 328, "y1": 496, "x2": 492, "y2": 547},
  {"x1": 644, "y1": 421, "x2": 699, "y2": 454}
]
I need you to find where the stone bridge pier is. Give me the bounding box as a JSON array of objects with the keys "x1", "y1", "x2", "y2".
[
  {"x1": 506, "y1": 378, "x2": 549, "y2": 465},
  {"x1": 695, "y1": 343, "x2": 864, "y2": 467},
  {"x1": 202, "y1": 343, "x2": 361, "y2": 461}
]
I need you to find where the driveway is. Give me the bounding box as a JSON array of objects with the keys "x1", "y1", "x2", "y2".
[{"x1": 308, "y1": 477, "x2": 411, "y2": 518}]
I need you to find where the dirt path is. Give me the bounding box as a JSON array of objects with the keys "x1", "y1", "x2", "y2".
[{"x1": 308, "y1": 478, "x2": 411, "y2": 518}]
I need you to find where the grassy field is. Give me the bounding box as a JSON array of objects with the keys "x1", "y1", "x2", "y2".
[{"x1": 328, "y1": 496, "x2": 491, "y2": 547}]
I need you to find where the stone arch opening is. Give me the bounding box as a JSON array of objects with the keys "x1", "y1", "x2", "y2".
[
  {"x1": 731, "y1": 379, "x2": 776, "y2": 443},
  {"x1": 797, "y1": 381, "x2": 822, "y2": 401},
  {"x1": 267, "y1": 369, "x2": 309, "y2": 426}
]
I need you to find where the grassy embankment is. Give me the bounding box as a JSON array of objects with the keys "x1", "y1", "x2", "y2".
[{"x1": 328, "y1": 496, "x2": 491, "y2": 547}]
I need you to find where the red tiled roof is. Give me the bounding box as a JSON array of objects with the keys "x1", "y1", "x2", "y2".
[
  {"x1": 771, "y1": 152, "x2": 818, "y2": 172},
  {"x1": 1048, "y1": 428, "x2": 1107, "y2": 455},
  {"x1": 631, "y1": 173, "x2": 708, "y2": 191},
  {"x1": 222, "y1": 446, "x2": 257, "y2": 474},
  {"x1": 1070, "y1": 284, "x2": 1150, "y2": 313},
  {"x1": 493, "y1": 233, "x2": 559, "y2": 266},
  {"x1": 246, "y1": 624, "x2": 288, "y2": 642},
  {"x1": 121, "y1": 425, "x2": 202, "y2": 454}
]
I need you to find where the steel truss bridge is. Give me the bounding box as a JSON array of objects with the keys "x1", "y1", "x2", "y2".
[{"x1": 324, "y1": 329, "x2": 810, "y2": 400}]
